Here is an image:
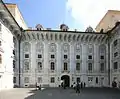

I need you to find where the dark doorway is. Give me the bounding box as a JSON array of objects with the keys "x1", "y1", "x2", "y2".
[{"x1": 61, "y1": 75, "x2": 70, "y2": 87}]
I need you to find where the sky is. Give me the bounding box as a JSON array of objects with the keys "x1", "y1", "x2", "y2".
[{"x1": 4, "y1": 0, "x2": 120, "y2": 31}]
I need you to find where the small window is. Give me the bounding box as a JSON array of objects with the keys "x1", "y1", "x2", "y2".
[
  {"x1": 24, "y1": 62, "x2": 29, "y2": 70},
  {"x1": 100, "y1": 63, "x2": 104, "y2": 72},
  {"x1": 13, "y1": 60, "x2": 15, "y2": 68},
  {"x1": 51, "y1": 55, "x2": 55, "y2": 58},
  {"x1": 114, "y1": 62, "x2": 118, "y2": 70},
  {"x1": 76, "y1": 55, "x2": 80, "y2": 59},
  {"x1": 100, "y1": 56, "x2": 104, "y2": 59},
  {"x1": 51, "y1": 77, "x2": 55, "y2": 83},
  {"x1": 38, "y1": 54, "x2": 42, "y2": 58},
  {"x1": 114, "y1": 40, "x2": 118, "y2": 47},
  {"x1": 88, "y1": 63, "x2": 92, "y2": 71},
  {"x1": 25, "y1": 54, "x2": 29, "y2": 58},
  {"x1": 114, "y1": 52, "x2": 118, "y2": 57},
  {"x1": 51, "y1": 62, "x2": 55, "y2": 70},
  {"x1": 24, "y1": 77, "x2": 29, "y2": 83},
  {"x1": 64, "y1": 55, "x2": 67, "y2": 59},
  {"x1": 38, "y1": 62, "x2": 42, "y2": 70},
  {"x1": 13, "y1": 77, "x2": 16, "y2": 83},
  {"x1": 76, "y1": 63, "x2": 80, "y2": 70},
  {"x1": 13, "y1": 50, "x2": 15, "y2": 55},
  {"x1": 0, "y1": 54, "x2": 2, "y2": 64},
  {"x1": 88, "y1": 55, "x2": 92, "y2": 59},
  {"x1": 64, "y1": 62, "x2": 67, "y2": 70}
]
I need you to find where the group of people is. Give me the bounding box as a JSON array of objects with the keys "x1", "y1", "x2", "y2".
[
  {"x1": 112, "y1": 81, "x2": 120, "y2": 88},
  {"x1": 36, "y1": 83, "x2": 41, "y2": 90},
  {"x1": 73, "y1": 82, "x2": 86, "y2": 93}
]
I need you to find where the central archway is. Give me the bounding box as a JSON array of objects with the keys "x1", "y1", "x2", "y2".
[{"x1": 61, "y1": 75, "x2": 70, "y2": 87}]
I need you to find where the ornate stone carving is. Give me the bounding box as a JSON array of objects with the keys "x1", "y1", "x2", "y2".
[
  {"x1": 23, "y1": 42, "x2": 31, "y2": 52},
  {"x1": 49, "y1": 43, "x2": 56, "y2": 52}
]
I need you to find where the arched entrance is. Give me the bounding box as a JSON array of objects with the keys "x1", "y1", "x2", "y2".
[{"x1": 61, "y1": 75, "x2": 70, "y2": 87}]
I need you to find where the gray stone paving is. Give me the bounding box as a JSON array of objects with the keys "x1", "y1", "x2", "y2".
[{"x1": 0, "y1": 87, "x2": 120, "y2": 99}]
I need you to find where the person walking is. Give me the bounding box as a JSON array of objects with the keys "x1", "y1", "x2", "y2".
[{"x1": 76, "y1": 82, "x2": 80, "y2": 94}]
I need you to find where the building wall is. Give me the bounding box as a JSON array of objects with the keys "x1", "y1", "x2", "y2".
[
  {"x1": 0, "y1": 21, "x2": 14, "y2": 90},
  {"x1": 110, "y1": 27, "x2": 120, "y2": 87},
  {"x1": 20, "y1": 32, "x2": 108, "y2": 87}
]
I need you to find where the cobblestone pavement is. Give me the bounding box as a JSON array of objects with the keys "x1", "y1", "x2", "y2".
[{"x1": 0, "y1": 87, "x2": 120, "y2": 99}]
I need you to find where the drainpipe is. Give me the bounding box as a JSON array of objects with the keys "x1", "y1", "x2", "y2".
[
  {"x1": 18, "y1": 28, "x2": 23, "y2": 87},
  {"x1": 107, "y1": 34, "x2": 111, "y2": 86}
]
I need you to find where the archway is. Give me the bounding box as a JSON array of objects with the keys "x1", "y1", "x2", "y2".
[{"x1": 61, "y1": 75, "x2": 70, "y2": 87}]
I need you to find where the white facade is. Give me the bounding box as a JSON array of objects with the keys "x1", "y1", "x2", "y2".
[
  {"x1": 1, "y1": 0, "x2": 120, "y2": 90},
  {"x1": 17, "y1": 30, "x2": 109, "y2": 87},
  {"x1": 0, "y1": 0, "x2": 21, "y2": 90}
]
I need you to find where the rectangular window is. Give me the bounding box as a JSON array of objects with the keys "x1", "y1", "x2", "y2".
[
  {"x1": 100, "y1": 56, "x2": 104, "y2": 59},
  {"x1": 51, "y1": 62, "x2": 55, "y2": 70},
  {"x1": 100, "y1": 63, "x2": 104, "y2": 72},
  {"x1": 51, "y1": 55, "x2": 55, "y2": 58},
  {"x1": 88, "y1": 55, "x2": 92, "y2": 59},
  {"x1": 64, "y1": 55, "x2": 67, "y2": 59},
  {"x1": 96, "y1": 77, "x2": 98, "y2": 84},
  {"x1": 38, "y1": 54, "x2": 42, "y2": 58},
  {"x1": 114, "y1": 40, "x2": 118, "y2": 47},
  {"x1": 64, "y1": 62, "x2": 67, "y2": 70},
  {"x1": 13, "y1": 50, "x2": 15, "y2": 55},
  {"x1": 114, "y1": 52, "x2": 118, "y2": 57},
  {"x1": 13, "y1": 77, "x2": 16, "y2": 83},
  {"x1": 76, "y1": 77, "x2": 80, "y2": 82},
  {"x1": 25, "y1": 54, "x2": 29, "y2": 58},
  {"x1": 114, "y1": 62, "x2": 118, "y2": 70},
  {"x1": 24, "y1": 77, "x2": 29, "y2": 83},
  {"x1": 76, "y1": 55, "x2": 80, "y2": 59},
  {"x1": 88, "y1": 63, "x2": 92, "y2": 71},
  {"x1": 13, "y1": 60, "x2": 15, "y2": 68},
  {"x1": 76, "y1": 63, "x2": 80, "y2": 70},
  {"x1": 50, "y1": 77, "x2": 55, "y2": 83},
  {"x1": 38, "y1": 62, "x2": 42, "y2": 70},
  {"x1": 24, "y1": 62, "x2": 29, "y2": 70},
  {"x1": 38, "y1": 77, "x2": 42, "y2": 83},
  {"x1": 0, "y1": 54, "x2": 2, "y2": 64}
]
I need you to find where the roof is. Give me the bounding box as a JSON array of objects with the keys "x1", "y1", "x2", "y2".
[
  {"x1": 95, "y1": 10, "x2": 120, "y2": 32},
  {"x1": 24, "y1": 29, "x2": 107, "y2": 35}
]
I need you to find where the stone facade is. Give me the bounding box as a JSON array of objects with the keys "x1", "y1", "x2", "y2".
[{"x1": 1, "y1": 0, "x2": 120, "y2": 90}]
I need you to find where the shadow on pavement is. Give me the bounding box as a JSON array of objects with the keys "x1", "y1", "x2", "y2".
[{"x1": 24, "y1": 87, "x2": 120, "y2": 99}]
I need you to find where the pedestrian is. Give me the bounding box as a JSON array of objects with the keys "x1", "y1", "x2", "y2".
[
  {"x1": 81, "y1": 82, "x2": 83, "y2": 89},
  {"x1": 84, "y1": 82, "x2": 86, "y2": 88},
  {"x1": 39, "y1": 84, "x2": 41, "y2": 90},
  {"x1": 76, "y1": 82, "x2": 80, "y2": 94}
]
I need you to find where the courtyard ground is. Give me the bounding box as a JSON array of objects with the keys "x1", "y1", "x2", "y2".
[{"x1": 0, "y1": 87, "x2": 120, "y2": 99}]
